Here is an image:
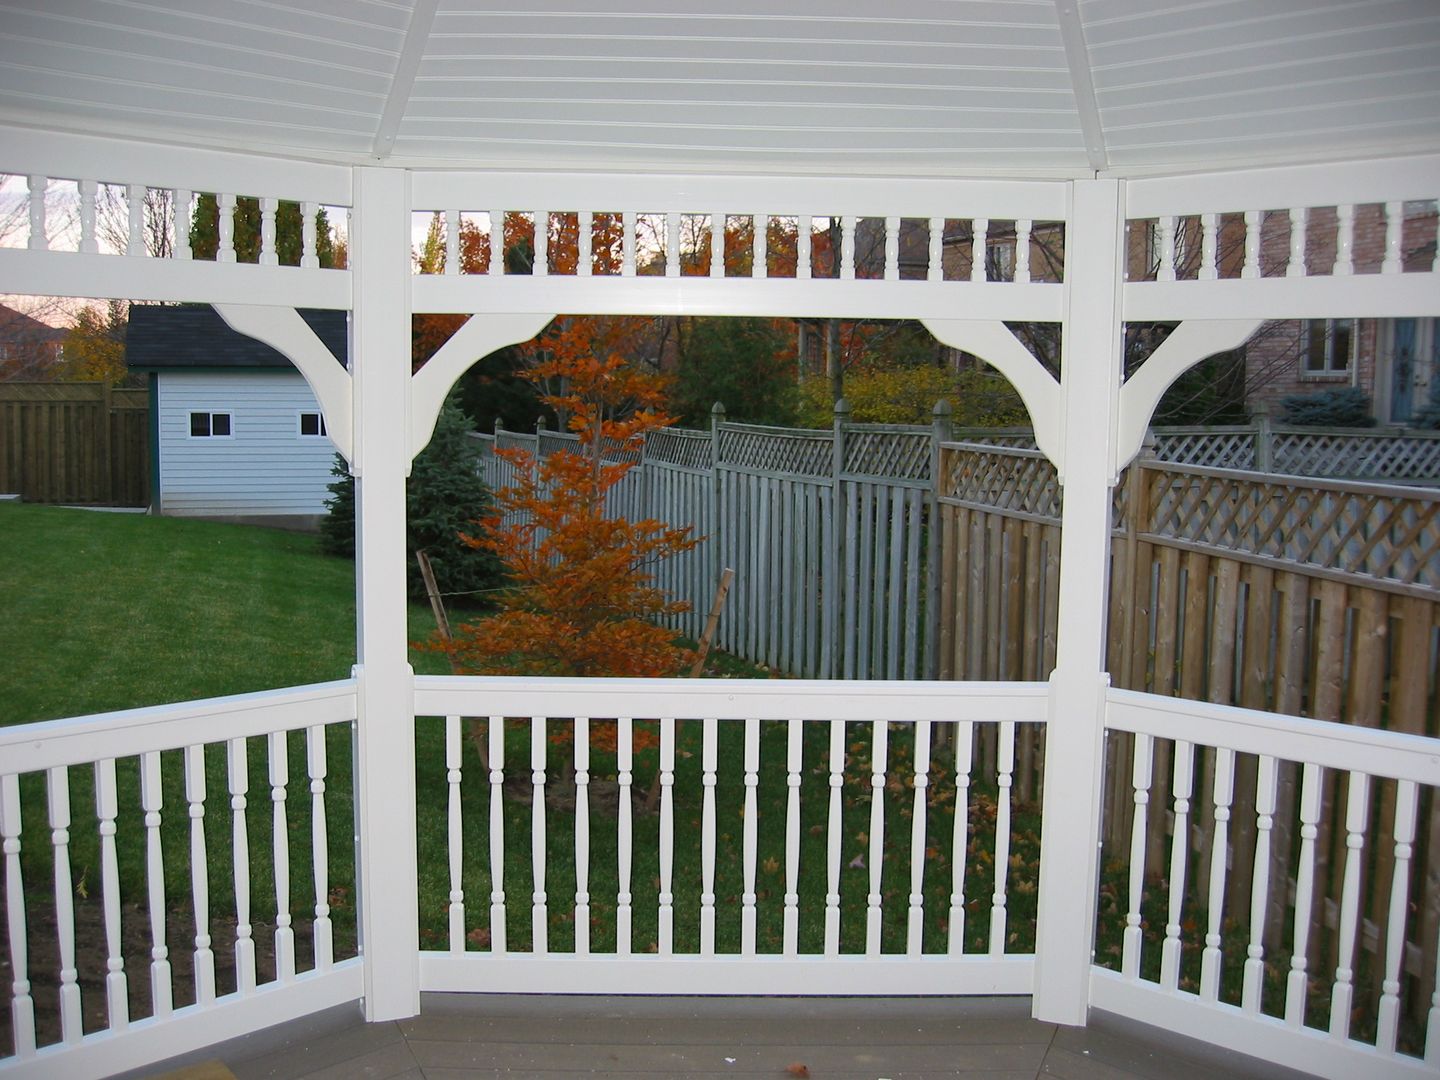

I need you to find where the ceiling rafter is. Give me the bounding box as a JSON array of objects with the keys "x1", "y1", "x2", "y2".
[
  {"x1": 372, "y1": 0, "x2": 439, "y2": 161},
  {"x1": 1053, "y1": 0, "x2": 1108, "y2": 173}
]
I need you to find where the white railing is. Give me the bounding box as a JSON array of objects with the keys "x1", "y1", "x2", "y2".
[
  {"x1": 412, "y1": 676, "x2": 1048, "y2": 995},
  {"x1": 0, "y1": 682, "x2": 361, "y2": 1080},
  {"x1": 1096, "y1": 689, "x2": 1440, "y2": 1080}
]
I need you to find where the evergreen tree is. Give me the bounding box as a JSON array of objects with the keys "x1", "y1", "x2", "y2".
[{"x1": 189, "y1": 195, "x2": 341, "y2": 267}]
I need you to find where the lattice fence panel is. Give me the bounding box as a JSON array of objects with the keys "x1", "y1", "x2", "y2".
[
  {"x1": 1152, "y1": 429, "x2": 1256, "y2": 470},
  {"x1": 718, "y1": 424, "x2": 833, "y2": 477},
  {"x1": 1271, "y1": 430, "x2": 1440, "y2": 481},
  {"x1": 645, "y1": 427, "x2": 711, "y2": 469},
  {"x1": 939, "y1": 443, "x2": 1060, "y2": 519},
  {"x1": 843, "y1": 428, "x2": 932, "y2": 481}
]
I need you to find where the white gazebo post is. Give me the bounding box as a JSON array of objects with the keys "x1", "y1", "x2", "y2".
[
  {"x1": 1032, "y1": 178, "x2": 1125, "y2": 1024},
  {"x1": 349, "y1": 165, "x2": 421, "y2": 1021}
]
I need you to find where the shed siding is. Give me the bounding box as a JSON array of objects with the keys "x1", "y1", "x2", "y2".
[{"x1": 156, "y1": 371, "x2": 338, "y2": 516}]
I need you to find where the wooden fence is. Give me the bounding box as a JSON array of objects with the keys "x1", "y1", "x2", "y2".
[{"x1": 0, "y1": 382, "x2": 149, "y2": 506}]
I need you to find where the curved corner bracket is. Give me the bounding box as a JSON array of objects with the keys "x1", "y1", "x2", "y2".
[
  {"x1": 213, "y1": 304, "x2": 354, "y2": 464},
  {"x1": 410, "y1": 312, "x2": 555, "y2": 461},
  {"x1": 1117, "y1": 319, "x2": 1262, "y2": 471},
  {"x1": 920, "y1": 318, "x2": 1062, "y2": 467}
]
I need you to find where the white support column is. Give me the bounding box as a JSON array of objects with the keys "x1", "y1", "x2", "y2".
[
  {"x1": 349, "y1": 166, "x2": 419, "y2": 1022},
  {"x1": 1031, "y1": 178, "x2": 1125, "y2": 1026}
]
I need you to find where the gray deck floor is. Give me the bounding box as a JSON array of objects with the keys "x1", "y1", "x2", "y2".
[{"x1": 130, "y1": 995, "x2": 1319, "y2": 1080}]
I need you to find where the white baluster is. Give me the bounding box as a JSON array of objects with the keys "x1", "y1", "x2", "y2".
[
  {"x1": 622, "y1": 210, "x2": 636, "y2": 276},
  {"x1": 126, "y1": 183, "x2": 145, "y2": 256},
  {"x1": 259, "y1": 196, "x2": 278, "y2": 265},
  {"x1": 753, "y1": 213, "x2": 767, "y2": 278},
  {"x1": 1334, "y1": 204, "x2": 1354, "y2": 275},
  {"x1": 665, "y1": 211, "x2": 681, "y2": 277},
  {"x1": 1241, "y1": 754, "x2": 1277, "y2": 1011},
  {"x1": 1241, "y1": 210, "x2": 1260, "y2": 279},
  {"x1": 840, "y1": 215, "x2": 856, "y2": 280},
  {"x1": 783, "y1": 718, "x2": 803, "y2": 954},
  {"x1": 1328, "y1": 771, "x2": 1370, "y2": 1040},
  {"x1": 617, "y1": 718, "x2": 633, "y2": 954},
  {"x1": 2, "y1": 774, "x2": 35, "y2": 1057},
  {"x1": 1015, "y1": 219, "x2": 1032, "y2": 282},
  {"x1": 948, "y1": 721, "x2": 974, "y2": 955},
  {"x1": 95, "y1": 759, "x2": 127, "y2": 1029},
  {"x1": 578, "y1": 209, "x2": 593, "y2": 276},
  {"x1": 711, "y1": 212, "x2": 726, "y2": 277},
  {"x1": 173, "y1": 189, "x2": 192, "y2": 260},
  {"x1": 824, "y1": 719, "x2": 844, "y2": 955},
  {"x1": 1121, "y1": 734, "x2": 1152, "y2": 979},
  {"x1": 445, "y1": 716, "x2": 464, "y2": 953},
  {"x1": 927, "y1": 216, "x2": 943, "y2": 281},
  {"x1": 487, "y1": 716, "x2": 507, "y2": 953},
  {"x1": 267, "y1": 732, "x2": 294, "y2": 981},
  {"x1": 1287, "y1": 207, "x2": 1306, "y2": 278},
  {"x1": 865, "y1": 720, "x2": 888, "y2": 955},
  {"x1": 906, "y1": 721, "x2": 931, "y2": 955},
  {"x1": 1376, "y1": 780, "x2": 1417, "y2": 1053},
  {"x1": 1199, "y1": 212, "x2": 1218, "y2": 280},
  {"x1": 1382, "y1": 200, "x2": 1403, "y2": 274},
  {"x1": 300, "y1": 201, "x2": 318, "y2": 269},
  {"x1": 26, "y1": 174, "x2": 46, "y2": 251},
  {"x1": 182, "y1": 745, "x2": 215, "y2": 1003},
  {"x1": 228, "y1": 738, "x2": 255, "y2": 993},
  {"x1": 658, "y1": 717, "x2": 675, "y2": 955},
  {"x1": 78, "y1": 178, "x2": 98, "y2": 254},
  {"x1": 797, "y1": 215, "x2": 812, "y2": 280},
  {"x1": 573, "y1": 718, "x2": 590, "y2": 955},
  {"x1": 217, "y1": 192, "x2": 237, "y2": 263},
  {"x1": 1160, "y1": 740, "x2": 1194, "y2": 990},
  {"x1": 971, "y1": 218, "x2": 988, "y2": 281},
  {"x1": 46, "y1": 768, "x2": 81, "y2": 1043},
  {"x1": 140, "y1": 752, "x2": 173, "y2": 1016},
  {"x1": 884, "y1": 216, "x2": 900, "y2": 280},
  {"x1": 1157, "y1": 216, "x2": 1177, "y2": 282},
  {"x1": 742, "y1": 717, "x2": 760, "y2": 954},
  {"x1": 531, "y1": 716, "x2": 547, "y2": 954},
  {"x1": 1199, "y1": 748, "x2": 1234, "y2": 1001},
  {"x1": 532, "y1": 209, "x2": 548, "y2": 275},
  {"x1": 1285, "y1": 762, "x2": 1322, "y2": 1027},
  {"x1": 489, "y1": 209, "x2": 504, "y2": 275},
  {"x1": 306, "y1": 725, "x2": 332, "y2": 969},
  {"x1": 989, "y1": 721, "x2": 1015, "y2": 956},
  {"x1": 443, "y1": 208, "x2": 459, "y2": 275},
  {"x1": 701, "y1": 717, "x2": 719, "y2": 954}
]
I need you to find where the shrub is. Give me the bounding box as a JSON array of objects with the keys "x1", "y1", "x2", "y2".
[
  {"x1": 1278, "y1": 387, "x2": 1376, "y2": 427},
  {"x1": 796, "y1": 366, "x2": 1027, "y2": 428}
]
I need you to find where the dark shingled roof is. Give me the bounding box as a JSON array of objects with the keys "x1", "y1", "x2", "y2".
[{"x1": 127, "y1": 304, "x2": 347, "y2": 370}]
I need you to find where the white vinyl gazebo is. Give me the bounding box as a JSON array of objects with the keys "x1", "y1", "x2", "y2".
[{"x1": 1, "y1": 3, "x2": 1438, "y2": 1078}]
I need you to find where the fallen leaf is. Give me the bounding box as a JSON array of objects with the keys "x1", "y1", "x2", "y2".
[{"x1": 785, "y1": 1064, "x2": 810, "y2": 1077}]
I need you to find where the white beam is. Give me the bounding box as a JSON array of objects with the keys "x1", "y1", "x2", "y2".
[
  {"x1": 1125, "y1": 274, "x2": 1440, "y2": 322},
  {"x1": 1053, "y1": 0, "x2": 1108, "y2": 173},
  {"x1": 372, "y1": 0, "x2": 440, "y2": 160}
]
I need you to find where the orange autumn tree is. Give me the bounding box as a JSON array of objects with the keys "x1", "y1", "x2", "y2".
[{"x1": 438, "y1": 318, "x2": 699, "y2": 680}]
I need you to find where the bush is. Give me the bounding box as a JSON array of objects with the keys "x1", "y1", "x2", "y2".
[
  {"x1": 1278, "y1": 387, "x2": 1375, "y2": 427},
  {"x1": 321, "y1": 393, "x2": 505, "y2": 607},
  {"x1": 796, "y1": 366, "x2": 1027, "y2": 428}
]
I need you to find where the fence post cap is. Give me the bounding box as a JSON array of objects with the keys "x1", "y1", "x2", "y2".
[
  {"x1": 932, "y1": 399, "x2": 953, "y2": 418},
  {"x1": 535, "y1": 415, "x2": 547, "y2": 433},
  {"x1": 833, "y1": 397, "x2": 852, "y2": 418},
  {"x1": 710, "y1": 401, "x2": 726, "y2": 417}
]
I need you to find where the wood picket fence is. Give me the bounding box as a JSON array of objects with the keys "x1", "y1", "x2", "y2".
[{"x1": 0, "y1": 382, "x2": 149, "y2": 506}]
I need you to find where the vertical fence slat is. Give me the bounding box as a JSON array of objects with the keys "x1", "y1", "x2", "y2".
[
  {"x1": 228, "y1": 738, "x2": 256, "y2": 994},
  {"x1": 1160, "y1": 740, "x2": 1194, "y2": 991},
  {"x1": 989, "y1": 721, "x2": 1015, "y2": 957},
  {"x1": 1327, "y1": 771, "x2": 1371, "y2": 1040},
  {"x1": 617, "y1": 718, "x2": 633, "y2": 956},
  {"x1": 140, "y1": 750, "x2": 173, "y2": 1016},
  {"x1": 824, "y1": 719, "x2": 844, "y2": 956},
  {"x1": 46, "y1": 767, "x2": 81, "y2": 1043},
  {"x1": 307, "y1": 725, "x2": 332, "y2": 970},
  {"x1": 906, "y1": 721, "x2": 931, "y2": 955},
  {"x1": 741, "y1": 717, "x2": 760, "y2": 955},
  {"x1": 488, "y1": 716, "x2": 507, "y2": 955},
  {"x1": 701, "y1": 717, "x2": 718, "y2": 955},
  {"x1": 267, "y1": 731, "x2": 294, "y2": 982},
  {"x1": 185, "y1": 744, "x2": 217, "y2": 1000},
  {"x1": 865, "y1": 719, "x2": 888, "y2": 956},
  {"x1": 1242, "y1": 755, "x2": 1278, "y2": 1012},
  {"x1": 3, "y1": 773, "x2": 35, "y2": 1057},
  {"x1": 1286, "y1": 762, "x2": 1324, "y2": 1027},
  {"x1": 96, "y1": 758, "x2": 128, "y2": 1029},
  {"x1": 574, "y1": 718, "x2": 591, "y2": 956},
  {"x1": 1375, "y1": 780, "x2": 1418, "y2": 1053},
  {"x1": 531, "y1": 717, "x2": 548, "y2": 955},
  {"x1": 445, "y1": 716, "x2": 465, "y2": 954},
  {"x1": 1199, "y1": 747, "x2": 1234, "y2": 1002},
  {"x1": 1121, "y1": 733, "x2": 1153, "y2": 980},
  {"x1": 783, "y1": 718, "x2": 803, "y2": 955},
  {"x1": 658, "y1": 717, "x2": 675, "y2": 956},
  {"x1": 948, "y1": 721, "x2": 974, "y2": 955}
]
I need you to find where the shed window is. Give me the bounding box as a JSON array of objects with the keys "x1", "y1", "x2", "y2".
[
  {"x1": 189, "y1": 411, "x2": 232, "y2": 437},
  {"x1": 299, "y1": 411, "x2": 327, "y2": 437}
]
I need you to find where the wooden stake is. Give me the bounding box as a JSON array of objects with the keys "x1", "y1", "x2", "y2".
[
  {"x1": 416, "y1": 549, "x2": 488, "y2": 772},
  {"x1": 688, "y1": 567, "x2": 735, "y2": 677}
]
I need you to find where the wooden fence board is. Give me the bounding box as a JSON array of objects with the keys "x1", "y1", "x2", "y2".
[{"x1": 0, "y1": 382, "x2": 148, "y2": 506}]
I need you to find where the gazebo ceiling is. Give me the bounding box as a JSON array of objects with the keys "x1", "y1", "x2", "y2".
[{"x1": 0, "y1": 0, "x2": 1438, "y2": 179}]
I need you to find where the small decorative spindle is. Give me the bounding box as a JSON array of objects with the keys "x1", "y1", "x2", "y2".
[
  {"x1": 126, "y1": 184, "x2": 145, "y2": 256},
  {"x1": 906, "y1": 721, "x2": 931, "y2": 955},
  {"x1": 701, "y1": 717, "x2": 719, "y2": 954},
  {"x1": 183, "y1": 745, "x2": 215, "y2": 1002},
  {"x1": 1334, "y1": 204, "x2": 1354, "y2": 275},
  {"x1": 1375, "y1": 780, "x2": 1417, "y2": 1053},
  {"x1": 1382, "y1": 201, "x2": 1403, "y2": 274},
  {"x1": 840, "y1": 215, "x2": 856, "y2": 280},
  {"x1": 530, "y1": 716, "x2": 548, "y2": 954},
  {"x1": 824, "y1": 719, "x2": 844, "y2": 955},
  {"x1": 658, "y1": 717, "x2": 675, "y2": 954},
  {"x1": 27, "y1": 174, "x2": 46, "y2": 251},
  {"x1": 259, "y1": 196, "x2": 278, "y2": 265},
  {"x1": 1121, "y1": 734, "x2": 1153, "y2": 979},
  {"x1": 865, "y1": 720, "x2": 888, "y2": 956},
  {"x1": 741, "y1": 717, "x2": 760, "y2": 954},
  {"x1": 971, "y1": 218, "x2": 989, "y2": 281},
  {"x1": 665, "y1": 212, "x2": 681, "y2": 277},
  {"x1": 616, "y1": 718, "x2": 634, "y2": 954},
  {"x1": 444, "y1": 208, "x2": 459, "y2": 275},
  {"x1": 533, "y1": 210, "x2": 548, "y2": 275},
  {"x1": 989, "y1": 722, "x2": 1015, "y2": 956},
  {"x1": 884, "y1": 216, "x2": 900, "y2": 280},
  {"x1": 217, "y1": 193, "x2": 237, "y2": 263},
  {"x1": 1157, "y1": 217, "x2": 1177, "y2": 281},
  {"x1": 1241, "y1": 754, "x2": 1277, "y2": 1011},
  {"x1": 711, "y1": 212, "x2": 726, "y2": 277},
  {"x1": 1328, "y1": 771, "x2": 1370, "y2": 1040},
  {"x1": 797, "y1": 216, "x2": 812, "y2": 280},
  {"x1": 228, "y1": 738, "x2": 255, "y2": 993},
  {"x1": 573, "y1": 718, "x2": 591, "y2": 955},
  {"x1": 1241, "y1": 211, "x2": 1260, "y2": 278},
  {"x1": 1199, "y1": 748, "x2": 1234, "y2": 1001},
  {"x1": 948, "y1": 721, "x2": 974, "y2": 955},
  {"x1": 300, "y1": 201, "x2": 318, "y2": 269},
  {"x1": 1285, "y1": 762, "x2": 1322, "y2": 1027},
  {"x1": 140, "y1": 752, "x2": 173, "y2": 1016},
  {"x1": 307, "y1": 725, "x2": 332, "y2": 969},
  {"x1": 1159, "y1": 740, "x2": 1194, "y2": 990},
  {"x1": 487, "y1": 716, "x2": 507, "y2": 953},
  {"x1": 95, "y1": 759, "x2": 128, "y2": 1029},
  {"x1": 1199, "y1": 212, "x2": 1218, "y2": 280},
  {"x1": 753, "y1": 214, "x2": 768, "y2": 278},
  {"x1": 446, "y1": 716, "x2": 464, "y2": 953},
  {"x1": 47, "y1": 768, "x2": 81, "y2": 1043},
  {"x1": 173, "y1": 189, "x2": 192, "y2": 260},
  {"x1": 267, "y1": 731, "x2": 294, "y2": 981},
  {"x1": 927, "y1": 217, "x2": 943, "y2": 281},
  {"x1": 782, "y1": 718, "x2": 803, "y2": 954},
  {"x1": 622, "y1": 210, "x2": 636, "y2": 276},
  {"x1": 2, "y1": 774, "x2": 35, "y2": 1057},
  {"x1": 78, "y1": 178, "x2": 98, "y2": 254},
  {"x1": 1014, "y1": 219, "x2": 1032, "y2": 282},
  {"x1": 1287, "y1": 207, "x2": 1306, "y2": 278},
  {"x1": 489, "y1": 210, "x2": 504, "y2": 275},
  {"x1": 578, "y1": 210, "x2": 593, "y2": 276}
]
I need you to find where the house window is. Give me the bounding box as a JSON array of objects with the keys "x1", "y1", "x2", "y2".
[
  {"x1": 1302, "y1": 319, "x2": 1353, "y2": 377},
  {"x1": 189, "y1": 411, "x2": 232, "y2": 437},
  {"x1": 299, "y1": 411, "x2": 327, "y2": 437}
]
